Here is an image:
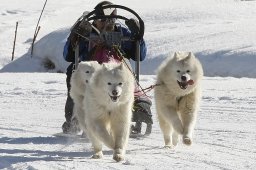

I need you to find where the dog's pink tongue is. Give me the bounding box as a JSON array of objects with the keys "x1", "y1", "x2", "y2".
[{"x1": 188, "y1": 79, "x2": 194, "y2": 85}]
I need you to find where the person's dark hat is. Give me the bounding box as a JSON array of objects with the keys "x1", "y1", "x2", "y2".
[{"x1": 94, "y1": 1, "x2": 117, "y2": 16}]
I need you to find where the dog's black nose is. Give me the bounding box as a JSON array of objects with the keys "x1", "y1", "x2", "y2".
[
  {"x1": 181, "y1": 75, "x2": 187, "y2": 81},
  {"x1": 112, "y1": 90, "x2": 118, "y2": 96}
]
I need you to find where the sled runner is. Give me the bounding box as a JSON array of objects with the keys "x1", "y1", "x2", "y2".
[
  {"x1": 53, "y1": 132, "x2": 85, "y2": 139},
  {"x1": 53, "y1": 132, "x2": 89, "y2": 143},
  {"x1": 69, "y1": 4, "x2": 153, "y2": 136}
]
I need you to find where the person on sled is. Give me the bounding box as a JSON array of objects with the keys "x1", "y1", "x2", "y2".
[{"x1": 62, "y1": 1, "x2": 153, "y2": 136}]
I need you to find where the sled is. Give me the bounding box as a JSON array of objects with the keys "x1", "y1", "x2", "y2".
[{"x1": 70, "y1": 4, "x2": 152, "y2": 136}]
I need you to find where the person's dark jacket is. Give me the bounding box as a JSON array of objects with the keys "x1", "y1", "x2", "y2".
[{"x1": 63, "y1": 24, "x2": 147, "y2": 63}]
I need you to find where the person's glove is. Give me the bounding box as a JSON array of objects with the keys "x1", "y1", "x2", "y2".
[
  {"x1": 76, "y1": 19, "x2": 92, "y2": 36},
  {"x1": 125, "y1": 18, "x2": 141, "y2": 40},
  {"x1": 69, "y1": 19, "x2": 92, "y2": 48},
  {"x1": 68, "y1": 32, "x2": 79, "y2": 48}
]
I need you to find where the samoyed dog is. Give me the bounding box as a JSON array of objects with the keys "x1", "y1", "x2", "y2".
[
  {"x1": 82, "y1": 62, "x2": 134, "y2": 162},
  {"x1": 155, "y1": 52, "x2": 203, "y2": 148},
  {"x1": 70, "y1": 61, "x2": 100, "y2": 128}
]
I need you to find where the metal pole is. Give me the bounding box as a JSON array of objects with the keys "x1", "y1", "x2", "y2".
[
  {"x1": 135, "y1": 40, "x2": 140, "y2": 82},
  {"x1": 74, "y1": 39, "x2": 79, "y2": 70}
]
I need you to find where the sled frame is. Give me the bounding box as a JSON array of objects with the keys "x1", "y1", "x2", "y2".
[{"x1": 72, "y1": 4, "x2": 144, "y2": 82}]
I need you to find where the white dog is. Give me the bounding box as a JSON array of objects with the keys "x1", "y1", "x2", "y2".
[
  {"x1": 155, "y1": 52, "x2": 203, "y2": 148},
  {"x1": 70, "y1": 61, "x2": 100, "y2": 129},
  {"x1": 82, "y1": 62, "x2": 134, "y2": 162}
]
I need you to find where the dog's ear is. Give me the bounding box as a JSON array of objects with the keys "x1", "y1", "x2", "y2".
[
  {"x1": 77, "y1": 62, "x2": 87, "y2": 71},
  {"x1": 115, "y1": 63, "x2": 125, "y2": 71},
  {"x1": 174, "y1": 52, "x2": 178, "y2": 58},
  {"x1": 90, "y1": 61, "x2": 100, "y2": 71},
  {"x1": 173, "y1": 52, "x2": 179, "y2": 61},
  {"x1": 118, "y1": 63, "x2": 125, "y2": 70},
  {"x1": 187, "y1": 52, "x2": 195, "y2": 60}
]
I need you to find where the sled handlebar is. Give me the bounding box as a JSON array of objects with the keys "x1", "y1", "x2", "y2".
[
  {"x1": 75, "y1": 31, "x2": 131, "y2": 43},
  {"x1": 84, "y1": 4, "x2": 144, "y2": 40}
]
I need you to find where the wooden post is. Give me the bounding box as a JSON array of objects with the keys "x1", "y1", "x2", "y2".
[
  {"x1": 30, "y1": 26, "x2": 41, "y2": 58},
  {"x1": 11, "y1": 22, "x2": 18, "y2": 61},
  {"x1": 31, "y1": 0, "x2": 48, "y2": 57}
]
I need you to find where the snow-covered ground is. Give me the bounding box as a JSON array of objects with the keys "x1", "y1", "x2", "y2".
[
  {"x1": 0, "y1": 73, "x2": 256, "y2": 169},
  {"x1": 0, "y1": 0, "x2": 256, "y2": 169}
]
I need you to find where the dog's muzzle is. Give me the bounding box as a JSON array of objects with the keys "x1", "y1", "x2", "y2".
[
  {"x1": 109, "y1": 90, "x2": 120, "y2": 102},
  {"x1": 177, "y1": 79, "x2": 194, "y2": 90},
  {"x1": 109, "y1": 95, "x2": 120, "y2": 102}
]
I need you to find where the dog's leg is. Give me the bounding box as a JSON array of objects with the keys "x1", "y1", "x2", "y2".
[
  {"x1": 94, "y1": 119, "x2": 115, "y2": 149},
  {"x1": 92, "y1": 142, "x2": 103, "y2": 159},
  {"x1": 158, "y1": 114, "x2": 174, "y2": 148},
  {"x1": 85, "y1": 118, "x2": 114, "y2": 159},
  {"x1": 110, "y1": 108, "x2": 132, "y2": 162},
  {"x1": 180, "y1": 111, "x2": 197, "y2": 145},
  {"x1": 111, "y1": 121, "x2": 130, "y2": 161},
  {"x1": 172, "y1": 130, "x2": 179, "y2": 146},
  {"x1": 181, "y1": 110, "x2": 196, "y2": 145},
  {"x1": 156, "y1": 102, "x2": 183, "y2": 148},
  {"x1": 86, "y1": 128, "x2": 103, "y2": 159},
  {"x1": 161, "y1": 106, "x2": 184, "y2": 135},
  {"x1": 178, "y1": 95, "x2": 198, "y2": 145}
]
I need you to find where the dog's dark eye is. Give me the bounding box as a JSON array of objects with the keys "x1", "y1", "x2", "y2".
[
  {"x1": 186, "y1": 70, "x2": 190, "y2": 73},
  {"x1": 177, "y1": 70, "x2": 180, "y2": 73},
  {"x1": 108, "y1": 82, "x2": 112, "y2": 85},
  {"x1": 118, "y1": 83, "x2": 123, "y2": 86},
  {"x1": 85, "y1": 71, "x2": 90, "y2": 73}
]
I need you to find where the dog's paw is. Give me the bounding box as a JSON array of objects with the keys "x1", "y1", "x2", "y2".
[
  {"x1": 91, "y1": 152, "x2": 103, "y2": 159},
  {"x1": 113, "y1": 154, "x2": 124, "y2": 162},
  {"x1": 183, "y1": 136, "x2": 192, "y2": 145}
]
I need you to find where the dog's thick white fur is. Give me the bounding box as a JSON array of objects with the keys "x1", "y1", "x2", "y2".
[
  {"x1": 82, "y1": 62, "x2": 134, "y2": 162},
  {"x1": 70, "y1": 61, "x2": 100, "y2": 128},
  {"x1": 155, "y1": 52, "x2": 203, "y2": 148}
]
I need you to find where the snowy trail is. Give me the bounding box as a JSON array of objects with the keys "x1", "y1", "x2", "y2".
[{"x1": 0, "y1": 73, "x2": 255, "y2": 170}]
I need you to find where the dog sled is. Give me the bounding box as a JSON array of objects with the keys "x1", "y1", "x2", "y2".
[{"x1": 70, "y1": 4, "x2": 153, "y2": 137}]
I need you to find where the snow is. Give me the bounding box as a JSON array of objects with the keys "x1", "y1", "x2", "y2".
[
  {"x1": 1, "y1": 0, "x2": 256, "y2": 77},
  {"x1": 0, "y1": 0, "x2": 256, "y2": 169}
]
